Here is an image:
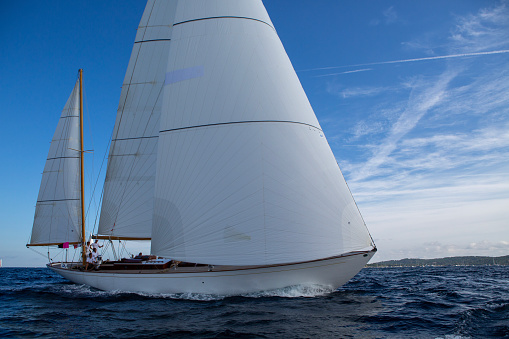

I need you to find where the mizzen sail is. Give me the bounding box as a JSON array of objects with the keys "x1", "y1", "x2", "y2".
[{"x1": 29, "y1": 80, "x2": 82, "y2": 246}]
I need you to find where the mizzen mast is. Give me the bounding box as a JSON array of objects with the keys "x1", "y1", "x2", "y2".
[{"x1": 79, "y1": 69, "x2": 86, "y2": 266}]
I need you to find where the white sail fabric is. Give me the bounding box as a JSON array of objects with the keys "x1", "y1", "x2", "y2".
[
  {"x1": 98, "y1": 0, "x2": 177, "y2": 238},
  {"x1": 30, "y1": 80, "x2": 81, "y2": 245},
  {"x1": 151, "y1": 0, "x2": 373, "y2": 265}
]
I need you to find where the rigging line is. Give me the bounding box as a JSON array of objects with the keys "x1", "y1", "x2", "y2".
[
  {"x1": 106, "y1": 0, "x2": 157, "y2": 177},
  {"x1": 106, "y1": 0, "x2": 159, "y2": 230},
  {"x1": 91, "y1": 181, "x2": 105, "y2": 236},
  {"x1": 109, "y1": 75, "x2": 166, "y2": 231},
  {"x1": 334, "y1": 158, "x2": 376, "y2": 247},
  {"x1": 83, "y1": 84, "x2": 97, "y2": 224},
  {"x1": 28, "y1": 246, "x2": 48, "y2": 259},
  {"x1": 72, "y1": 247, "x2": 77, "y2": 263},
  {"x1": 87, "y1": 127, "x2": 113, "y2": 235},
  {"x1": 101, "y1": 240, "x2": 110, "y2": 257}
]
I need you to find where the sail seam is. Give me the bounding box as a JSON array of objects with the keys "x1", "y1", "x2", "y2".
[
  {"x1": 121, "y1": 82, "x2": 161, "y2": 86},
  {"x1": 160, "y1": 121, "x2": 322, "y2": 134},
  {"x1": 47, "y1": 156, "x2": 80, "y2": 160},
  {"x1": 173, "y1": 16, "x2": 274, "y2": 30},
  {"x1": 108, "y1": 153, "x2": 142, "y2": 157},
  {"x1": 112, "y1": 135, "x2": 158, "y2": 142},
  {"x1": 134, "y1": 39, "x2": 172, "y2": 44},
  {"x1": 60, "y1": 115, "x2": 79, "y2": 119},
  {"x1": 138, "y1": 24, "x2": 169, "y2": 28},
  {"x1": 37, "y1": 198, "x2": 80, "y2": 203}
]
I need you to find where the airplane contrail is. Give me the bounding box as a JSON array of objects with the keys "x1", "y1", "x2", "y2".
[
  {"x1": 314, "y1": 68, "x2": 372, "y2": 77},
  {"x1": 301, "y1": 49, "x2": 509, "y2": 72}
]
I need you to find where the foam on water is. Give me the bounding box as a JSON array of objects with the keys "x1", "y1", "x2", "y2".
[
  {"x1": 1, "y1": 266, "x2": 507, "y2": 338},
  {"x1": 242, "y1": 284, "x2": 335, "y2": 298},
  {"x1": 60, "y1": 283, "x2": 336, "y2": 301}
]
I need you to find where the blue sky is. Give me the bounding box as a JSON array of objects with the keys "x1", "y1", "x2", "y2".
[{"x1": 1, "y1": 1, "x2": 508, "y2": 266}]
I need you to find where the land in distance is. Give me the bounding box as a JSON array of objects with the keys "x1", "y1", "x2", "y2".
[{"x1": 367, "y1": 255, "x2": 509, "y2": 267}]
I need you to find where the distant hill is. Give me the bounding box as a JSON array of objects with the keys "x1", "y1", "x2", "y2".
[{"x1": 367, "y1": 255, "x2": 509, "y2": 267}]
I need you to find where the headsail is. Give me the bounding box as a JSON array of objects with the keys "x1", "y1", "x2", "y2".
[
  {"x1": 97, "y1": 0, "x2": 178, "y2": 239},
  {"x1": 29, "y1": 79, "x2": 82, "y2": 246},
  {"x1": 151, "y1": 0, "x2": 374, "y2": 266}
]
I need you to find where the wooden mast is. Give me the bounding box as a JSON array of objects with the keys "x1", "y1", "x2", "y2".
[{"x1": 79, "y1": 69, "x2": 86, "y2": 266}]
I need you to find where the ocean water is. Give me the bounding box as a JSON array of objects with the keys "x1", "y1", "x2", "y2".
[{"x1": 0, "y1": 266, "x2": 507, "y2": 338}]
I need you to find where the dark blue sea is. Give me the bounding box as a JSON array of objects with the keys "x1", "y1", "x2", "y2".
[{"x1": 0, "y1": 266, "x2": 507, "y2": 338}]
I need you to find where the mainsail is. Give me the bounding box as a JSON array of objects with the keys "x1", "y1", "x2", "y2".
[
  {"x1": 97, "y1": 0, "x2": 177, "y2": 239},
  {"x1": 29, "y1": 80, "x2": 82, "y2": 246},
  {"x1": 150, "y1": 0, "x2": 374, "y2": 266}
]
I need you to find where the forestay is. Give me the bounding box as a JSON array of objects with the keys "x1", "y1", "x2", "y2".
[
  {"x1": 98, "y1": 0, "x2": 177, "y2": 239},
  {"x1": 151, "y1": 0, "x2": 373, "y2": 266},
  {"x1": 29, "y1": 80, "x2": 82, "y2": 246}
]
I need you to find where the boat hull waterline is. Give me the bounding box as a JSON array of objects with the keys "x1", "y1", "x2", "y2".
[{"x1": 48, "y1": 250, "x2": 375, "y2": 295}]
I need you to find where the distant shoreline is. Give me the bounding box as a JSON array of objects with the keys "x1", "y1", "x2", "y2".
[
  {"x1": 2, "y1": 255, "x2": 508, "y2": 269},
  {"x1": 367, "y1": 255, "x2": 509, "y2": 268}
]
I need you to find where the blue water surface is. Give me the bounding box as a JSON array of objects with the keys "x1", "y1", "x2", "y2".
[{"x1": 0, "y1": 265, "x2": 507, "y2": 338}]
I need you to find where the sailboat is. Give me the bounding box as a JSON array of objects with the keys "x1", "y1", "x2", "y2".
[{"x1": 28, "y1": 0, "x2": 376, "y2": 295}]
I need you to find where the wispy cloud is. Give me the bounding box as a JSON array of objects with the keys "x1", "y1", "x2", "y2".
[
  {"x1": 333, "y1": 86, "x2": 389, "y2": 99},
  {"x1": 370, "y1": 6, "x2": 400, "y2": 26},
  {"x1": 349, "y1": 70, "x2": 457, "y2": 182},
  {"x1": 349, "y1": 120, "x2": 385, "y2": 141},
  {"x1": 383, "y1": 6, "x2": 398, "y2": 24},
  {"x1": 340, "y1": 2, "x2": 509, "y2": 184},
  {"x1": 450, "y1": 2, "x2": 509, "y2": 52},
  {"x1": 331, "y1": 2, "x2": 509, "y2": 261}
]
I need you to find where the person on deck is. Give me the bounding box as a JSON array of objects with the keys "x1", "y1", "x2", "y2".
[
  {"x1": 90, "y1": 239, "x2": 103, "y2": 251},
  {"x1": 85, "y1": 252, "x2": 95, "y2": 270},
  {"x1": 92, "y1": 248, "x2": 99, "y2": 261}
]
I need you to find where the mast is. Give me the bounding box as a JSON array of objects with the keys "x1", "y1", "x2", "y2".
[{"x1": 79, "y1": 69, "x2": 86, "y2": 266}]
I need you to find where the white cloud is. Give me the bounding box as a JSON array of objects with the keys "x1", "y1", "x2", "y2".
[
  {"x1": 348, "y1": 71, "x2": 457, "y2": 182},
  {"x1": 450, "y1": 2, "x2": 509, "y2": 53},
  {"x1": 337, "y1": 86, "x2": 388, "y2": 99},
  {"x1": 362, "y1": 190, "x2": 509, "y2": 262},
  {"x1": 368, "y1": 6, "x2": 399, "y2": 26},
  {"x1": 383, "y1": 6, "x2": 398, "y2": 24},
  {"x1": 319, "y1": 2, "x2": 509, "y2": 261},
  {"x1": 350, "y1": 120, "x2": 385, "y2": 140}
]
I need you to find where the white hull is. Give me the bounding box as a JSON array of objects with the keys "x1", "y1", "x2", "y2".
[{"x1": 48, "y1": 250, "x2": 375, "y2": 295}]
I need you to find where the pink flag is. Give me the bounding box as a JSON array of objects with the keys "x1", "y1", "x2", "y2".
[{"x1": 63, "y1": 242, "x2": 69, "y2": 249}]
